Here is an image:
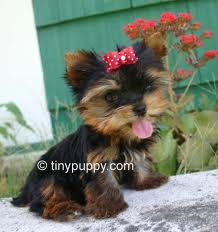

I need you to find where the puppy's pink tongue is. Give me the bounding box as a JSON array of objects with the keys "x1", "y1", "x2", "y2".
[{"x1": 132, "y1": 118, "x2": 153, "y2": 139}]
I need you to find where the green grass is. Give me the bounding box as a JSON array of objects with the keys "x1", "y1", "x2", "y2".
[
  {"x1": 0, "y1": 166, "x2": 32, "y2": 198},
  {"x1": 0, "y1": 103, "x2": 79, "y2": 198}
]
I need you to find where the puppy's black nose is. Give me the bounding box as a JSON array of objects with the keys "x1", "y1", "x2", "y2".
[{"x1": 133, "y1": 104, "x2": 147, "y2": 116}]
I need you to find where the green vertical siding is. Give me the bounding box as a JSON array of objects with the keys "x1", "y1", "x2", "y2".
[{"x1": 32, "y1": 0, "x2": 218, "y2": 136}]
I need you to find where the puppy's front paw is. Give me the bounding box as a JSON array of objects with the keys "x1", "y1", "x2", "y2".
[
  {"x1": 42, "y1": 201, "x2": 84, "y2": 221},
  {"x1": 132, "y1": 173, "x2": 169, "y2": 190},
  {"x1": 85, "y1": 196, "x2": 128, "y2": 219}
]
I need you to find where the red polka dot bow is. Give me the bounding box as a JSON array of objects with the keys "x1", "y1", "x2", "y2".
[{"x1": 102, "y1": 46, "x2": 138, "y2": 72}]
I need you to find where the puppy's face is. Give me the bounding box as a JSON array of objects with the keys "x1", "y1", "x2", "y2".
[{"x1": 65, "y1": 40, "x2": 169, "y2": 143}]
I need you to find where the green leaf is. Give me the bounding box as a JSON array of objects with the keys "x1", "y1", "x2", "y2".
[
  {"x1": 3, "y1": 103, "x2": 33, "y2": 132},
  {"x1": 178, "y1": 134, "x2": 214, "y2": 172},
  {"x1": 0, "y1": 126, "x2": 9, "y2": 139},
  {"x1": 159, "y1": 110, "x2": 174, "y2": 129},
  {"x1": 8, "y1": 134, "x2": 17, "y2": 144},
  {"x1": 4, "y1": 122, "x2": 12, "y2": 129},
  {"x1": 214, "y1": 97, "x2": 218, "y2": 112},
  {"x1": 177, "y1": 113, "x2": 196, "y2": 134},
  {"x1": 0, "y1": 142, "x2": 5, "y2": 156},
  {"x1": 176, "y1": 110, "x2": 218, "y2": 144},
  {"x1": 0, "y1": 126, "x2": 17, "y2": 144},
  {"x1": 194, "y1": 110, "x2": 218, "y2": 144},
  {"x1": 151, "y1": 130, "x2": 177, "y2": 175},
  {"x1": 177, "y1": 111, "x2": 218, "y2": 173},
  {"x1": 179, "y1": 95, "x2": 194, "y2": 108},
  {"x1": 201, "y1": 94, "x2": 210, "y2": 110},
  {"x1": 208, "y1": 155, "x2": 218, "y2": 169}
]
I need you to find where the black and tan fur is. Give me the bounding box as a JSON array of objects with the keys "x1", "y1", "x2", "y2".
[{"x1": 12, "y1": 35, "x2": 170, "y2": 221}]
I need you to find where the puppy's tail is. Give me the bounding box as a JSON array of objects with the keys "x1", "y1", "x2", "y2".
[
  {"x1": 11, "y1": 186, "x2": 29, "y2": 207},
  {"x1": 11, "y1": 165, "x2": 38, "y2": 207}
]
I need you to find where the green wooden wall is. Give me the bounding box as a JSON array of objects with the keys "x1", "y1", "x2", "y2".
[{"x1": 32, "y1": 0, "x2": 218, "y2": 136}]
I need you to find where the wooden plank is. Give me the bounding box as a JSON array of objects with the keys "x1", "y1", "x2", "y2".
[
  {"x1": 82, "y1": 0, "x2": 131, "y2": 16},
  {"x1": 58, "y1": 0, "x2": 84, "y2": 21},
  {"x1": 32, "y1": 0, "x2": 60, "y2": 27},
  {"x1": 132, "y1": 0, "x2": 161, "y2": 7},
  {"x1": 131, "y1": 0, "x2": 176, "y2": 8},
  {"x1": 33, "y1": 0, "x2": 131, "y2": 27},
  {"x1": 37, "y1": 27, "x2": 73, "y2": 109},
  {"x1": 186, "y1": 0, "x2": 218, "y2": 85}
]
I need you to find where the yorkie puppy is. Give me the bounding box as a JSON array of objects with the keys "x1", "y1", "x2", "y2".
[{"x1": 12, "y1": 33, "x2": 170, "y2": 221}]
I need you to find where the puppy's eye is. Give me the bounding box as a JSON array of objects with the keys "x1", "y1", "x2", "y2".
[
  {"x1": 105, "y1": 91, "x2": 119, "y2": 103},
  {"x1": 144, "y1": 85, "x2": 154, "y2": 92}
]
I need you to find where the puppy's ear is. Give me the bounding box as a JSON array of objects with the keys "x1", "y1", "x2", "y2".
[
  {"x1": 64, "y1": 51, "x2": 104, "y2": 89},
  {"x1": 144, "y1": 32, "x2": 167, "y2": 58},
  {"x1": 64, "y1": 51, "x2": 88, "y2": 88}
]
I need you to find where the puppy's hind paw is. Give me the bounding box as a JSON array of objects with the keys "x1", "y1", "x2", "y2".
[
  {"x1": 131, "y1": 173, "x2": 169, "y2": 191},
  {"x1": 85, "y1": 198, "x2": 128, "y2": 219}
]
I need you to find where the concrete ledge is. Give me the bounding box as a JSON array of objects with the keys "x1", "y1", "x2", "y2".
[{"x1": 1, "y1": 170, "x2": 218, "y2": 232}]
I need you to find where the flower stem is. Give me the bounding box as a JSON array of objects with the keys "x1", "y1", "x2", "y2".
[
  {"x1": 178, "y1": 70, "x2": 197, "y2": 106},
  {"x1": 172, "y1": 52, "x2": 183, "y2": 74}
]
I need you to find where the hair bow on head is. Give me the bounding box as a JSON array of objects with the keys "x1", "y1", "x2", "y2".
[{"x1": 102, "y1": 46, "x2": 138, "y2": 72}]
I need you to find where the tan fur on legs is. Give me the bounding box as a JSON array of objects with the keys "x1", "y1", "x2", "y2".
[{"x1": 41, "y1": 181, "x2": 83, "y2": 221}]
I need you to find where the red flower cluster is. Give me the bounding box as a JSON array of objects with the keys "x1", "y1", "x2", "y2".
[
  {"x1": 204, "y1": 50, "x2": 218, "y2": 59},
  {"x1": 192, "y1": 22, "x2": 201, "y2": 30},
  {"x1": 203, "y1": 30, "x2": 214, "y2": 38},
  {"x1": 136, "y1": 19, "x2": 156, "y2": 31},
  {"x1": 124, "y1": 11, "x2": 196, "y2": 39},
  {"x1": 180, "y1": 34, "x2": 203, "y2": 48},
  {"x1": 176, "y1": 69, "x2": 193, "y2": 78},
  {"x1": 123, "y1": 11, "x2": 218, "y2": 70},
  {"x1": 124, "y1": 11, "x2": 195, "y2": 39},
  {"x1": 160, "y1": 12, "x2": 177, "y2": 24},
  {"x1": 123, "y1": 18, "x2": 156, "y2": 39},
  {"x1": 178, "y1": 12, "x2": 193, "y2": 22}
]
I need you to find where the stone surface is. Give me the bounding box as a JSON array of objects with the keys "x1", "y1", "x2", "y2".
[{"x1": 0, "y1": 170, "x2": 218, "y2": 232}]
